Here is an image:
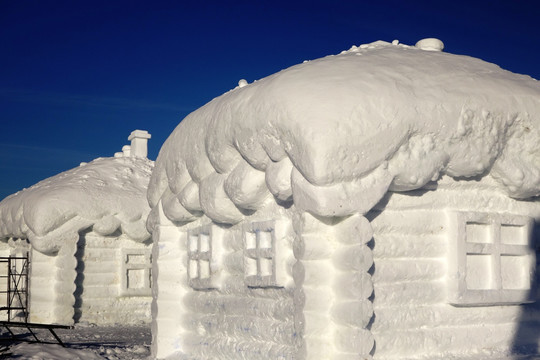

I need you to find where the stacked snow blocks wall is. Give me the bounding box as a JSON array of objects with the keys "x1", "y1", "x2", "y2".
[
  {"x1": 152, "y1": 202, "x2": 300, "y2": 359},
  {"x1": 368, "y1": 209, "x2": 448, "y2": 359},
  {"x1": 74, "y1": 232, "x2": 152, "y2": 325},
  {"x1": 152, "y1": 198, "x2": 377, "y2": 359},
  {"x1": 183, "y1": 221, "x2": 296, "y2": 359},
  {"x1": 28, "y1": 231, "x2": 152, "y2": 326},
  {"x1": 368, "y1": 184, "x2": 540, "y2": 359},
  {"x1": 293, "y1": 213, "x2": 374, "y2": 360}
]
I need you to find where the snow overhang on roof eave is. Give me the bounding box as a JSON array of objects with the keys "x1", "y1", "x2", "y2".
[
  {"x1": 0, "y1": 157, "x2": 153, "y2": 254},
  {"x1": 148, "y1": 40, "x2": 540, "y2": 226}
]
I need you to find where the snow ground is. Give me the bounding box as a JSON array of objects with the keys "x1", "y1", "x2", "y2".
[{"x1": 0, "y1": 324, "x2": 151, "y2": 359}]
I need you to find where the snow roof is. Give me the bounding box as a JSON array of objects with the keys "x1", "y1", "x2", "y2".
[
  {"x1": 0, "y1": 156, "x2": 153, "y2": 254},
  {"x1": 148, "y1": 39, "x2": 540, "y2": 225}
]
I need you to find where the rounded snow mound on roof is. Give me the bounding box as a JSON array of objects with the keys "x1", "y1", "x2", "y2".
[
  {"x1": 0, "y1": 156, "x2": 153, "y2": 254},
  {"x1": 148, "y1": 40, "x2": 540, "y2": 226}
]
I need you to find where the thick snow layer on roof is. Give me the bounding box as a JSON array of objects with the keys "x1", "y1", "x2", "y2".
[
  {"x1": 0, "y1": 156, "x2": 153, "y2": 254},
  {"x1": 148, "y1": 40, "x2": 540, "y2": 225}
]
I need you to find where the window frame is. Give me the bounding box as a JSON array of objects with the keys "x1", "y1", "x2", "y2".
[
  {"x1": 187, "y1": 225, "x2": 223, "y2": 290},
  {"x1": 448, "y1": 211, "x2": 536, "y2": 306},
  {"x1": 120, "y1": 248, "x2": 152, "y2": 297},
  {"x1": 243, "y1": 219, "x2": 293, "y2": 288},
  {"x1": 243, "y1": 220, "x2": 278, "y2": 287}
]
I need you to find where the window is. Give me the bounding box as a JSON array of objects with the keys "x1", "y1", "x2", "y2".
[
  {"x1": 243, "y1": 220, "x2": 292, "y2": 288},
  {"x1": 187, "y1": 225, "x2": 223, "y2": 289},
  {"x1": 121, "y1": 249, "x2": 152, "y2": 296},
  {"x1": 448, "y1": 212, "x2": 536, "y2": 306}
]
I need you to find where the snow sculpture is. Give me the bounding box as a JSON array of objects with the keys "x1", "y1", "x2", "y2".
[
  {"x1": 0, "y1": 130, "x2": 154, "y2": 325},
  {"x1": 148, "y1": 39, "x2": 540, "y2": 359}
]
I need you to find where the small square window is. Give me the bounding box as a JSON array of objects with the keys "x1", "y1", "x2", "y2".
[
  {"x1": 127, "y1": 268, "x2": 146, "y2": 289},
  {"x1": 500, "y1": 224, "x2": 526, "y2": 245},
  {"x1": 245, "y1": 256, "x2": 257, "y2": 278},
  {"x1": 449, "y1": 212, "x2": 536, "y2": 306},
  {"x1": 466, "y1": 222, "x2": 491, "y2": 244},
  {"x1": 259, "y1": 257, "x2": 273, "y2": 277},
  {"x1": 127, "y1": 254, "x2": 146, "y2": 264},
  {"x1": 500, "y1": 255, "x2": 530, "y2": 290},
  {"x1": 258, "y1": 230, "x2": 272, "y2": 249},
  {"x1": 465, "y1": 254, "x2": 493, "y2": 290}
]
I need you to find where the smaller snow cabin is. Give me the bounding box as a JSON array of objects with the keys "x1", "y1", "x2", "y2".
[
  {"x1": 148, "y1": 39, "x2": 540, "y2": 360},
  {"x1": 0, "y1": 130, "x2": 154, "y2": 325}
]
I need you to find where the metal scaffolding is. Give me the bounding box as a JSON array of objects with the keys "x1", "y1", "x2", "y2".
[{"x1": 0, "y1": 254, "x2": 29, "y2": 322}]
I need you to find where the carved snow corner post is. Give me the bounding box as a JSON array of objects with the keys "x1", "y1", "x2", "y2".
[
  {"x1": 53, "y1": 235, "x2": 79, "y2": 324},
  {"x1": 27, "y1": 249, "x2": 58, "y2": 324},
  {"x1": 293, "y1": 212, "x2": 375, "y2": 360},
  {"x1": 28, "y1": 232, "x2": 79, "y2": 325},
  {"x1": 150, "y1": 200, "x2": 188, "y2": 359}
]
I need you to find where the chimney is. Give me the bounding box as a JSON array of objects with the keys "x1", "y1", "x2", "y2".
[{"x1": 128, "y1": 130, "x2": 151, "y2": 158}]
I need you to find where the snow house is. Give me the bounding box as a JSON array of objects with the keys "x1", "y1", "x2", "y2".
[
  {"x1": 0, "y1": 130, "x2": 154, "y2": 325},
  {"x1": 147, "y1": 39, "x2": 540, "y2": 359}
]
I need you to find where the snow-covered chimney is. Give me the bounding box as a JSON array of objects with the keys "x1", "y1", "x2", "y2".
[{"x1": 128, "y1": 130, "x2": 151, "y2": 158}]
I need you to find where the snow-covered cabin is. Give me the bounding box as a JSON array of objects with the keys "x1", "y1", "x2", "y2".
[
  {"x1": 147, "y1": 39, "x2": 540, "y2": 359},
  {"x1": 0, "y1": 130, "x2": 154, "y2": 325}
]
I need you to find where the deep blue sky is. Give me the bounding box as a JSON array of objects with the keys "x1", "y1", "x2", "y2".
[{"x1": 1, "y1": 1, "x2": 539, "y2": 200}]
